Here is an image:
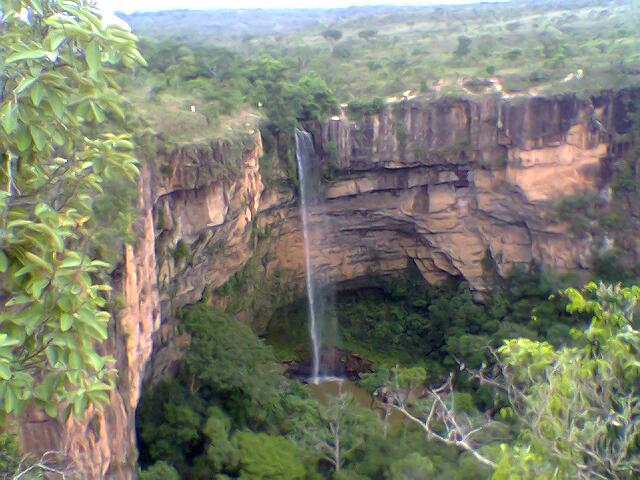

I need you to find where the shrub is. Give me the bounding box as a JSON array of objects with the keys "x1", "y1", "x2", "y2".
[
  {"x1": 454, "y1": 36, "x2": 472, "y2": 57},
  {"x1": 348, "y1": 97, "x2": 386, "y2": 117},
  {"x1": 174, "y1": 240, "x2": 190, "y2": 263},
  {"x1": 332, "y1": 43, "x2": 353, "y2": 59},
  {"x1": 322, "y1": 29, "x2": 343, "y2": 42},
  {"x1": 139, "y1": 462, "x2": 181, "y2": 480},
  {"x1": 358, "y1": 29, "x2": 378, "y2": 40}
]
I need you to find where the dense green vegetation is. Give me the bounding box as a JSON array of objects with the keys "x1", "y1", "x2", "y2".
[
  {"x1": 267, "y1": 268, "x2": 579, "y2": 370},
  {"x1": 137, "y1": 304, "x2": 494, "y2": 479},
  {"x1": 138, "y1": 276, "x2": 640, "y2": 479},
  {"x1": 338, "y1": 270, "x2": 577, "y2": 369},
  {"x1": 128, "y1": 42, "x2": 337, "y2": 182},
  {"x1": 125, "y1": 0, "x2": 640, "y2": 113}
]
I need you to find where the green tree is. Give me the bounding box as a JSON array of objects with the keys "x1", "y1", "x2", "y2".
[
  {"x1": 243, "y1": 55, "x2": 336, "y2": 184},
  {"x1": 389, "y1": 452, "x2": 435, "y2": 480},
  {"x1": 454, "y1": 36, "x2": 472, "y2": 58},
  {"x1": 137, "y1": 380, "x2": 204, "y2": 473},
  {"x1": 232, "y1": 431, "x2": 306, "y2": 480},
  {"x1": 302, "y1": 392, "x2": 380, "y2": 475},
  {"x1": 322, "y1": 29, "x2": 343, "y2": 44},
  {"x1": 392, "y1": 282, "x2": 640, "y2": 479},
  {"x1": 493, "y1": 283, "x2": 640, "y2": 479},
  {"x1": 202, "y1": 407, "x2": 237, "y2": 473},
  {"x1": 139, "y1": 461, "x2": 180, "y2": 480},
  {"x1": 0, "y1": 0, "x2": 144, "y2": 417},
  {"x1": 358, "y1": 29, "x2": 378, "y2": 40},
  {"x1": 181, "y1": 305, "x2": 284, "y2": 422}
]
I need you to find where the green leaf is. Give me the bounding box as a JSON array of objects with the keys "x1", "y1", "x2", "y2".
[
  {"x1": 45, "y1": 346, "x2": 58, "y2": 367},
  {"x1": 34, "y1": 203, "x2": 52, "y2": 218},
  {"x1": 78, "y1": 306, "x2": 95, "y2": 325},
  {"x1": 0, "y1": 363, "x2": 11, "y2": 381},
  {"x1": 28, "y1": 224, "x2": 64, "y2": 252},
  {"x1": 15, "y1": 77, "x2": 37, "y2": 95},
  {"x1": 5, "y1": 50, "x2": 50, "y2": 63},
  {"x1": 24, "y1": 251, "x2": 53, "y2": 273},
  {"x1": 1, "y1": 103, "x2": 18, "y2": 134},
  {"x1": 4, "y1": 386, "x2": 16, "y2": 413},
  {"x1": 46, "y1": 32, "x2": 67, "y2": 51},
  {"x1": 47, "y1": 93, "x2": 64, "y2": 119},
  {"x1": 90, "y1": 102, "x2": 105, "y2": 123},
  {"x1": 30, "y1": 83, "x2": 45, "y2": 107},
  {"x1": 5, "y1": 295, "x2": 31, "y2": 307},
  {"x1": 60, "y1": 313, "x2": 73, "y2": 332},
  {"x1": 86, "y1": 41, "x2": 101, "y2": 75},
  {"x1": 90, "y1": 260, "x2": 111, "y2": 268},
  {"x1": 57, "y1": 295, "x2": 73, "y2": 312},
  {"x1": 29, "y1": 125, "x2": 46, "y2": 152},
  {"x1": 88, "y1": 391, "x2": 110, "y2": 406},
  {"x1": 44, "y1": 402, "x2": 58, "y2": 418},
  {"x1": 30, "y1": 0, "x2": 44, "y2": 15},
  {"x1": 52, "y1": 130, "x2": 65, "y2": 146},
  {"x1": 108, "y1": 100, "x2": 125, "y2": 120},
  {"x1": 0, "y1": 251, "x2": 8, "y2": 273},
  {"x1": 30, "y1": 278, "x2": 49, "y2": 300},
  {"x1": 60, "y1": 255, "x2": 82, "y2": 269},
  {"x1": 72, "y1": 393, "x2": 87, "y2": 418},
  {"x1": 0, "y1": 335, "x2": 20, "y2": 349},
  {"x1": 68, "y1": 350, "x2": 82, "y2": 370},
  {"x1": 35, "y1": 374, "x2": 56, "y2": 401},
  {"x1": 86, "y1": 351, "x2": 104, "y2": 371},
  {"x1": 15, "y1": 125, "x2": 32, "y2": 151},
  {"x1": 7, "y1": 219, "x2": 32, "y2": 228},
  {"x1": 85, "y1": 320, "x2": 108, "y2": 341}
]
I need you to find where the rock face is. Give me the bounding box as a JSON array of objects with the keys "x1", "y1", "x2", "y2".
[
  {"x1": 265, "y1": 91, "x2": 636, "y2": 294},
  {"x1": 19, "y1": 135, "x2": 265, "y2": 478},
  {"x1": 18, "y1": 89, "x2": 639, "y2": 478}
]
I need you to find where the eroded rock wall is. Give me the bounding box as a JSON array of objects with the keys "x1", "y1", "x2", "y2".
[
  {"x1": 263, "y1": 91, "x2": 637, "y2": 295},
  {"x1": 19, "y1": 135, "x2": 265, "y2": 479}
]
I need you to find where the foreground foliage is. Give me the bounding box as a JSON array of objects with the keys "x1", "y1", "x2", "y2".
[
  {"x1": 387, "y1": 283, "x2": 640, "y2": 479},
  {"x1": 493, "y1": 283, "x2": 640, "y2": 479},
  {"x1": 0, "y1": 0, "x2": 144, "y2": 417}
]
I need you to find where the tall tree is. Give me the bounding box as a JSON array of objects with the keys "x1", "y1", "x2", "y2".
[{"x1": 0, "y1": 0, "x2": 145, "y2": 418}]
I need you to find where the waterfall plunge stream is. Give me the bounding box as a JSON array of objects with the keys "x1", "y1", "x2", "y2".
[{"x1": 295, "y1": 129, "x2": 337, "y2": 384}]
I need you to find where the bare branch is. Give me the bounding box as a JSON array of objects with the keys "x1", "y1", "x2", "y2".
[{"x1": 391, "y1": 373, "x2": 497, "y2": 469}]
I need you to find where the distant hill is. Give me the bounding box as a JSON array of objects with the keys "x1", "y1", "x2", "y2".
[{"x1": 118, "y1": 7, "x2": 403, "y2": 43}]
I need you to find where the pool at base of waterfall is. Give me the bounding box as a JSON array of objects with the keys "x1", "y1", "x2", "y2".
[{"x1": 308, "y1": 378, "x2": 406, "y2": 429}]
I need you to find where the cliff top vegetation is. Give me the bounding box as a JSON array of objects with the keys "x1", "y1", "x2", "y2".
[{"x1": 123, "y1": 0, "x2": 640, "y2": 129}]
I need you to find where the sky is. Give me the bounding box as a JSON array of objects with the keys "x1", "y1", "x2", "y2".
[{"x1": 97, "y1": 0, "x2": 499, "y2": 14}]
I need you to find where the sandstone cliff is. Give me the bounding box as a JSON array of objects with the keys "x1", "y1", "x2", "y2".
[{"x1": 20, "y1": 88, "x2": 639, "y2": 478}]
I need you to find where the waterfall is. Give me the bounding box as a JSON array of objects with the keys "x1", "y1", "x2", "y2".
[{"x1": 295, "y1": 128, "x2": 325, "y2": 384}]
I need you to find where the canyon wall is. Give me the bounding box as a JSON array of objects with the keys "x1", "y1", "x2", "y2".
[
  {"x1": 19, "y1": 88, "x2": 639, "y2": 478},
  {"x1": 265, "y1": 91, "x2": 625, "y2": 293}
]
